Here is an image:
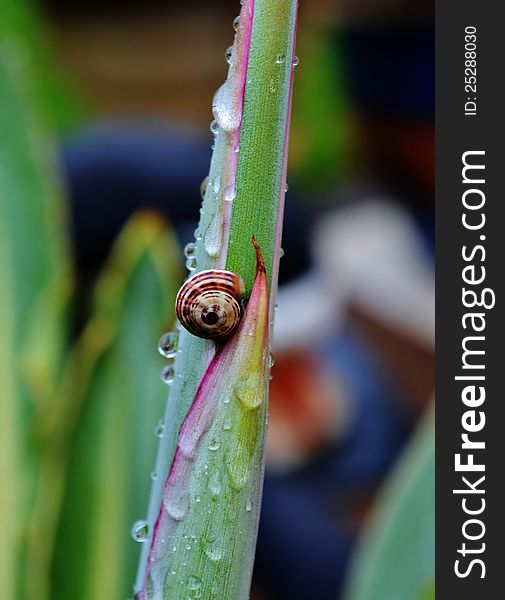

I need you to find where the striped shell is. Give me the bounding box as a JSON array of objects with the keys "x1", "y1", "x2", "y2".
[{"x1": 175, "y1": 270, "x2": 245, "y2": 339}]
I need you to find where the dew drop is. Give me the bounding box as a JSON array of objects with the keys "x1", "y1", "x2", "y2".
[
  {"x1": 223, "y1": 417, "x2": 232, "y2": 431},
  {"x1": 204, "y1": 539, "x2": 223, "y2": 562},
  {"x1": 284, "y1": 182, "x2": 289, "y2": 192},
  {"x1": 245, "y1": 498, "x2": 253, "y2": 512},
  {"x1": 225, "y1": 45, "x2": 234, "y2": 64},
  {"x1": 210, "y1": 119, "x2": 219, "y2": 135},
  {"x1": 186, "y1": 256, "x2": 197, "y2": 272},
  {"x1": 164, "y1": 487, "x2": 190, "y2": 521},
  {"x1": 208, "y1": 472, "x2": 221, "y2": 497},
  {"x1": 275, "y1": 53, "x2": 285, "y2": 64},
  {"x1": 212, "y1": 81, "x2": 241, "y2": 132},
  {"x1": 234, "y1": 374, "x2": 262, "y2": 409},
  {"x1": 194, "y1": 227, "x2": 202, "y2": 241},
  {"x1": 155, "y1": 419, "x2": 166, "y2": 438},
  {"x1": 188, "y1": 575, "x2": 203, "y2": 596},
  {"x1": 131, "y1": 520, "x2": 149, "y2": 542},
  {"x1": 160, "y1": 365, "x2": 175, "y2": 385},
  {"x1": 233, "y1": 15, "x2": 240, "y2": 31},
  {"x1": 158, "y1": 331, "x2": 178, "y2": 358},
  {"x1": 279, "y1": 247, "x2": 285, "y2": 258},
  {"x1": 293, "y1": 56, "x2": 300, "y2": 67},
  {"x1": 203, "y1": 212, "x2": 222, "y2": 258},
  {"x1": 184, "y1": 242, "x2": 197, "y2": 259},
  {"x1": 208, "y1": 438, "x2": 221, "y2": 451},
  {"x1": 228, "y1": 457, "x2": 249, "y2": 490},
  {"x1": 269, "y1": 352, "x2": 276, "y2": 368},
  {"x1": 150, "y1": 471, "x2": 158, "y2": 481},
  {"x1": 223, "y1": 185, "x2": 236, "y2": 203},
  {"x1": 200, "y1": 176, "x2": 209, "y2": 199}
]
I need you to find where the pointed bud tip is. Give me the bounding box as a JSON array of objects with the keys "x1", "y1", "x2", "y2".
[{"x1": 251, "y1": 236, "x2": 266, "y2": 275}]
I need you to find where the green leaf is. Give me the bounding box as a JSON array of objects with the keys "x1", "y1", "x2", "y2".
[
  {"x1": 51, "y1": 213, "x2": 182, "y2": 600},
  {"x1": 226, "y1": 0, "x2": 298, "y2": 294},
  {"x1": 135, "y1": 1, "x2": 299, "y2": 597},
  {"x1": 0, "y1": 0, "x2": 84, "y2": 131},
  {"x1": 139, "y1": 240, "x2": 269, "y2": 600},
  {"x1": 0, "y1": 44, "x2": 71, "y2": 600},
  {"x1": 344, "y1": 410, "x2": 435, "y2": 600}
]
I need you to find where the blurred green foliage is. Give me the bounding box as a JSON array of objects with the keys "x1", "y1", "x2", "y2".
[
  {"x1": 0, "y1": 41, "x2": 72, "y2": 600},
  {"x1": 344, "y1": 410, "x2": 435, "y2": 600},
  {"x1": 52, "y1": 215, "x2": 182, "y2": 600},
  {"x1": 0, "y1": 0, "x2": 84, "y2": 132},
  {"x1": 290, "y1": 26, "x2": 355, "y2": 193},
  {"x1": 0, "y1": 31, "x2": 182, "y2": 600}
]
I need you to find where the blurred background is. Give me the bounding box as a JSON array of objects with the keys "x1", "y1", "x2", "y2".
[{"x1": 0, "y1": 0, "x2": 434, "y2": 599}]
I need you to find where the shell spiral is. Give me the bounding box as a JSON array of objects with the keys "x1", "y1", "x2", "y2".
[{"x1": 175, "y1": 270, "x2": 245, "y2": 339}]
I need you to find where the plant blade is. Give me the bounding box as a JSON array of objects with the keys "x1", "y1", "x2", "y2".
[
  {"x1": 344, "y1": 411, "x2": 435, "y2": 600},
  {"x1": 0, "y1": 44, "x2": 71, "y2": 600},
  {"x1": 138, "y1": 240, "x2": 269, "y2": 600},
  {"x1": 136, "y1": 1, "x2": 299, "y2": 596},
  {"x1": 50, "y1": 214, "x2": 182, "y2": 600}
]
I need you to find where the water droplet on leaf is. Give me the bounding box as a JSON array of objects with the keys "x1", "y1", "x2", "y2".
[
  {"x1": 184, "y1": 242, "x2": 196, "y2": 259},
  {"x1": 234, "y1": 374, "x2": 263, "y2": 410},
  {"x1": 208, "y1": 438, "x2": 221, "y2": 451},
  {"x1": 212, "y1": 81, "x2": 241, "y2": 132},
  {"x1": 188, "y1": 575, "x2": 203, "y2": 597},
  {"x1": 223, "y1": 185, "x2": 236, "y2": 203},
  {"x1": 225, "y1": 45, "x2": 234, "y2": 64},
  {"x1": 164, "y1": 486, "x2": 190, "y2": 521},
  {"x1": 227, "y1": 446, "x2": 250, "y2": 490},
  {"x1": 203, "y1": 212, "x2": 222, "y2": 258},
  {"x1": 155, "y1": 419, "x2": 166, "y2": 437},
  {"x1": 186, "y1": 256, "x2": 197, "y2": 272},
  {"x1": 208, "y1": 472, "x2": 221, "y2": 497},
  {"x1": 161, "y1": 365, "x2": 175, "y2": 385},
  {"x1": 204, "y1": 539, "x2": 223, "y2": 562},
  {"x1": 200, "y1": 176, "x2": 209, "y2": 199},
  {"x1": 158, "y1": 332, "x2": 178, "y2": 358},
  {"x1": 131, "y1": 520, "x2": 149, "y2": 542},
  {"x1": 210, "y1": 119, "x2": 219, "y2": 135}
]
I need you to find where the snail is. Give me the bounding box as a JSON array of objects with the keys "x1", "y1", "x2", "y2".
[{"x1": 175, "y1": 269, "x2": 245, "y2": 339}]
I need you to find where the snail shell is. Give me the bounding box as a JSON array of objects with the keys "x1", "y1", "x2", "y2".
[{"x1": 176, "y1": 270, "x2": 245, "y2": 339}]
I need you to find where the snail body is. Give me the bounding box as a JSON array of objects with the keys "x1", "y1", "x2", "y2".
[{"x1": 176, "y1": 269, "x2": 245, "y2": 339}]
